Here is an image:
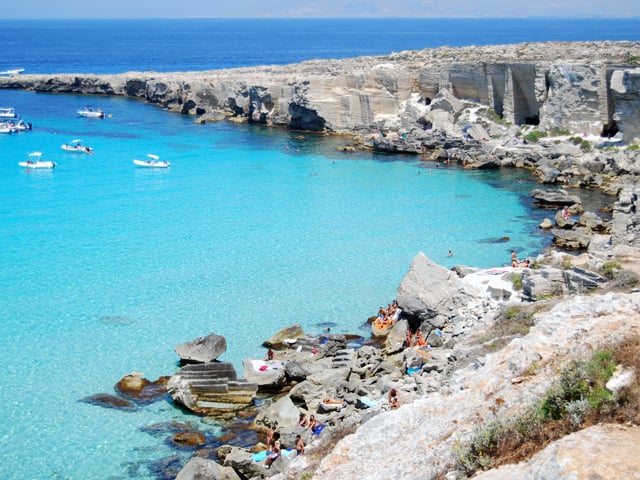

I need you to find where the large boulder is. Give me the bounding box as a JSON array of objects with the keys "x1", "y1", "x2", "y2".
[
  {"x1": 243, "y1": 358, "x2": 287, "y2": 391},
  {"x1": 254, "y1": 395, "x2": 300, "y2": 429},
  {"x1": 520, "y1": 266, "x2": 604, "y2": 301},
  {"x1": 221, "y1": 448, "x2": 267, "y2": 479},
  {"x1": 115, "y1": 372, "x2": 169, "y2": 404},
  {"x1": 263, "y1": 325, "x2": 306, "y2": 349},
  {"x1": 531, "y1": 188, "x2": 582, "y2": 207},
  {"x1": 552, "y1": 227, "x2": 593, "y2": 250},
  {"x1": 175, "y1": 333, "x2": 227, "y2": 363},
  {"x1": 396, "y1": 253, "x2": 480, "y2": 322},
  {"x1": 472, "y1": 425, "x2": 640, "y2": 480},
  {"x1": 176, "y1": 456, "x2": 241, "y2": 480},
  {"x1": 167, "y1": 362, "x2": 258, "y2": 415}
]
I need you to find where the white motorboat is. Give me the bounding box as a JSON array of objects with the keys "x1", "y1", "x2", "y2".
[
  {"x1": 0, "y1": 122, "x2": 16, "y2": 134},
  {"x1": 133, "y1": 154, "x2": 170, "y2": 168},
  {"x1": 0, "y1": 68, "x2": 24, "y2": 76},
  {"x1": 9, "y1": 119, "x2": 32, "y2": 131},
  {"x1": 77, "y1": 106, "x2": 105, "y2": 118},
  {"x1": 19, "y1": 152, "x2": 56, "y2": 169},
  {"x1": 61, "y1": 139, "x2": 93, "y2": 154},
  {"x1": 0, "y1": 107, "x2": 17, "y2": 118}
]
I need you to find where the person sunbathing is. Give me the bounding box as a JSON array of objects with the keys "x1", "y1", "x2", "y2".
[
  {"x1": 388, "y1": 388, "x2": 399, "y2": 409},
  {"x1": 309, "y1": 415, "x2": 324, "y2": 434},
  {"x1": 298, "y1": 412, "x2": 309, "y2": 427}
]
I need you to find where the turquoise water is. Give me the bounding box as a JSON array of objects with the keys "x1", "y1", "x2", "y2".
[{"x1": 0, "y1": 89, "x2": 550, "y2": 478}]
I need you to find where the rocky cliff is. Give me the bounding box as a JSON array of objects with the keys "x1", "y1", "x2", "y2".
[{"x1": 2, "y1": 42, "x2": 640, "y2": 141}]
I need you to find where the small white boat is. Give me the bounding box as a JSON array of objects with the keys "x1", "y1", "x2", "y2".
[
  {"x1": 19, "y1": 152, "x2": 56, "y2": 169},
  {"x1": 0, "y1": 68, "x2": 24, "y2": 76},
  {"x1": 62, "y1": 139, "x2": 93, "y2": 154},
  {"x1": 0, "y1": 122, "x2": 16, "y2": 134},
  {"x1": 133, "y1": 154, "x2": 170, "y2": 168},
  {"x1": 77, "y1": 106, "x2": 105, "y2": 118},
  {"x1": 0, "y1": 107, "x2": 17, "y2": 118},
  {"x1": 9, "y1": 119, "x2": 32, "y2": 131}
]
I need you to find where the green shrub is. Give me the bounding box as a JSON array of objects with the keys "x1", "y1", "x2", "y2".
[
  {"x1": 455, "y1": 340, "x2": 640, "y2": 478},
  {"x1": 599, "y1": 262, "x2": 639, "y2": 288},
  {"x1": 611, "y1": 269, "x2": 640, "y2": 288},
  {"x1": 511, "y1": 273, "x2": 523, "y2": 291},
  {"x1": 456, "y1": 421, "x2": 505, "y2": 474},
  {"x1": 549, "y1": 129, "x2": 571, "y2": 137},
  {"x1": 602, "y1": 261, "x2": 622, "y2": 279},
  {"x1": 524, "y1": 130, "x2": 547, "y2": 143},
  {"x1": 561, "y1": 256, "x2": 573, "y2": 270},
  {"x1": 480, "y1": 108, "x2": 510, "y2": 125},
  {"x1": 579, "y1": 140, "x2": 592, "y2": 152}
]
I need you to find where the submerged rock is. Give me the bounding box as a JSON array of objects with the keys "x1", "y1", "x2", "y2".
[
  {"x1": 115, "y1": 372, "x2": 169, "y2": 404},
  {"x1": 79, "y1": 393, "x2": 136, "y2": 411}
]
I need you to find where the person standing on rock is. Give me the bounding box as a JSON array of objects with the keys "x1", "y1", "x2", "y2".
[
  {"x1": 296, "y1": 434, "x2": 305, "y2": 455},
  {"x1": 265, "y1": 426, "x2": 275, "y2": 453},
  {"x1": 265, "y1": 432, "x2": 281, "y2": 468}
]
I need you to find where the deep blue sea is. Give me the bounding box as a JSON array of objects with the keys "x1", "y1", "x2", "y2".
[{"x1": 0, "y1": 18, "x2": 630, "y2": 480}]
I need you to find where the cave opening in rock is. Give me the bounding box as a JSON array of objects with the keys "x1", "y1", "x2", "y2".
[{"x1": 601, "y1": 121, "x2": 619, "y2": 138}]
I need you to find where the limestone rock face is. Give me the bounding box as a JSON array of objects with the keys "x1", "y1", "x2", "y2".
[
  {"x1": 176, "y1": 456, "x2": 241, "y2": 480},
  {"x1": 531, "y1": 188, "x2": 582, "y2": 207},
  {"x1": 472, "y1": 425, "x2": 640, "y2": 480},
  {"x1": 396, "y1": 252, "x2": 479, "y2": 322},
  {"x1": 263, "y1": 324, "x2": 306, "y2": 349},
  {"x1": 254, "y1": 395, "x2": 300, "y2": 429},
  {"x1": 167, "y1": 362, "x2": 258, "y2": 415},
  {"x1": 539, "y1": 64, "x2": 604, "y2": 134},
  {"x1": 3, "y1": 42, "x2": 640, "y2": 140},
  {"x1": 313, "y1": 292, "x2": 640, "y2": 480},
  {"x1": 242, "y1": 358, "x2": 287, "y2": 391},
  {"x1": 610, "y1": 67, "x2": 640, "y2": 142},
  {"x1": 175, "y1": 333, "x2": 227, "y2": 363}
]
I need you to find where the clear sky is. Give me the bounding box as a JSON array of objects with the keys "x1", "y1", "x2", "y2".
[{"x1": 2, "y1": 0, "x2": 640, "y2": 19}]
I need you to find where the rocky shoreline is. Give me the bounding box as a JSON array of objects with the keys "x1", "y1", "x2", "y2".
[
  {"x1": 85, "y1": 216, "x2": 640, "y2": 479},
  {"x1": 21, "y1": 40, "x2": 640, "y2": 478}
]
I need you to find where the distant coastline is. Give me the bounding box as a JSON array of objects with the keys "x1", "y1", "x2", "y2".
[{"x1": 1, "y1": 18, "x2": 640, "y2": 74}]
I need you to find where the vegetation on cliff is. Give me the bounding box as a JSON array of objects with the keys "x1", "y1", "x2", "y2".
[{"x1": 455, "y1": 336, "x2": 640, "y2": 476}]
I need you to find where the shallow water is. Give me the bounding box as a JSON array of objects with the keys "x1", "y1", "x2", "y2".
[{"x1": 0, "y1": 86, "x2": 612, "y2": 479}]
